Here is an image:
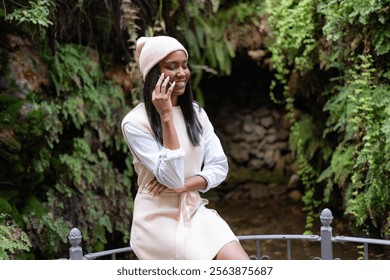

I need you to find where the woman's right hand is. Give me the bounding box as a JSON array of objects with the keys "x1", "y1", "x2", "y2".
[
  {"x1": 148, "y1": 178, "x2": 168, "y2": 197},
  {"x1": 148, "y1": 178, "x2": 187, "y2": 196},
  {"x1": 152, "y1": 73, "x2": 176, "y2": 118}
]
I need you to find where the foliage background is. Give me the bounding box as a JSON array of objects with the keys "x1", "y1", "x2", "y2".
[{"x1": 0, "y1": 0, "x2": 389, "y2": 259}]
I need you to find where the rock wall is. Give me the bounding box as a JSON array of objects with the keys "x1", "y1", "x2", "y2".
[{"x1": 208, "y1": 103, "x2": 301, "y2": 201}]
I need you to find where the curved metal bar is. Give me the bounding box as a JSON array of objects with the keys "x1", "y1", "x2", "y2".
[
  {"x1": 237, "y1": 234, "x2": 320, "y2": 241},
  {"x1": 84, "y1": 246, "x2": 133, "y2": 260}
]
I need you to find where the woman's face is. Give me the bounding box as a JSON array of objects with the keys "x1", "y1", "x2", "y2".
[{"x1": 158, "y1": 50, "x2": 190, "y2": 97}]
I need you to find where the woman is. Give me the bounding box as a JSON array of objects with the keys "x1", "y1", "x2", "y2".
[{"x1": 121, "y1": 35, "x2": 249, "y2": 260}]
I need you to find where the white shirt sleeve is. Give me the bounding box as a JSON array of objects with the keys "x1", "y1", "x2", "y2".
[
  {"x1": 197, "y1": 111, "x2": 228, "y2": 193},
  {"x1": 122, "y1": 123, "x2": 185, "y2": 189}
]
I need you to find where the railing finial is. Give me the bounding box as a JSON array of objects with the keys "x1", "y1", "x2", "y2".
[
  {"x1": 320, "y1": 208, "x2": 333, "y2": 227},
  {"x1": 68, "y1": 227, "x2": 83, "y2": 260}
]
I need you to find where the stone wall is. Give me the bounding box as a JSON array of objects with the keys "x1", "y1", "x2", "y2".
[{"x1": 208, "y1": 103, "x2": 301, "y2": 201}]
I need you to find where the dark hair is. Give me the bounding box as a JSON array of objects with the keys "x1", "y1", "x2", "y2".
[{"x1": 143, "y1": 64, "x2": 203, "y2": 146}]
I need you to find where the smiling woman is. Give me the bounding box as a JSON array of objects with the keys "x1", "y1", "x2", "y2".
[{"x1": 121, "y1": 35, "x2": 250, "y2": 260}]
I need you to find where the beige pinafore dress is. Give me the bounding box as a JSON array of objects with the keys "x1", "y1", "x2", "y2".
[{"x1": 123, "y1": 105, "x2": 237, "y2": 259}]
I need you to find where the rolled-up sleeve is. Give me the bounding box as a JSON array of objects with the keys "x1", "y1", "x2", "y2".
[
  {"x1": 197, "y1": 111, "x2": 228, "y2": 193},
  {"x1": 122, "y1": 122, "x2": 185, "y2": 189}
]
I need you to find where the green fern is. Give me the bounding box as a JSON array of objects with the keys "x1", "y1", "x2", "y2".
[
  {"x1": 0, "y1": 214, "x2": 31, "y2": 260},
  {"x1": 4, "y1": 0, "x2": 54, "y2": 27},
  {"x1": 323, "y1": 54, "x2": 390, "y2": 229}
]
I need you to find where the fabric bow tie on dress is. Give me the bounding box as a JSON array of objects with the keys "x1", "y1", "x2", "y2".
[{"x1": 179, "y1": 191, "x2": 201, "y2": 222}]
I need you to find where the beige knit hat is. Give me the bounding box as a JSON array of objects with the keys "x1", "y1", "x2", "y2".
[{"x1": 136, "y1": 36, "x2": 188, "y2": 80}]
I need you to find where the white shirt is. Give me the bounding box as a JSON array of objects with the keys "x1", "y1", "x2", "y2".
[{"x1": 121, "y1": 103, "x2": 228, "y2": 193}]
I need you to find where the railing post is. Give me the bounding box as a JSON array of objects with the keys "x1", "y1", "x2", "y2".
[
  {"x1": 320, "y1": 208, "x2": 334, "y2": 260},
  {"x1": 68, "y1": 227, "x2": 83, "y2": 260}
]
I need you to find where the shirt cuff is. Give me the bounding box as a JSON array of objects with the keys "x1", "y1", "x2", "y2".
[
  {"x1": 160, "y1": 147, "x2": 185, "y2": 161},
  {"x1": 196, "y1": 173, "x2": 210, "y2": 193}
]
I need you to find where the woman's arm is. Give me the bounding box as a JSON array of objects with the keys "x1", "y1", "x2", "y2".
[
  {"x1": 153, "y1": 74, "x2": 180, "y2": 150},
  {"x1": 196, "y1": 109, "x2": 229, "y2": 193},
  {"x1": 148, "y1": 175, "x2": 207, "y2": 196},
  {"x1": 122, "y1": 75, "x2": 185, "y2": 189},
  {"x1": 122, "y1": 122, "x2": 185, "y2": 189}
]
